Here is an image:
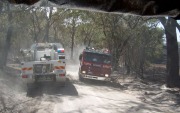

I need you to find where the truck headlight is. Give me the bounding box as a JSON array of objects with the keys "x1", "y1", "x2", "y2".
[
  {"x1": 82, "y1": 71, "x2": 86, "y2": 74},
  {"x1": 105, "y1": 74, "x2": 109, "y2": 77}
]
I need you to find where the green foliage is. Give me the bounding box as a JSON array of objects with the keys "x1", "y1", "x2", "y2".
[{"x1": 0, "y1": 4, "x2": 164, "y2": 74}]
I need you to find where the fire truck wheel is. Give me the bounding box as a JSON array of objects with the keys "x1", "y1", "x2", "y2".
[
  {"x1": 79, "y1": 74, "x2": 84, "y2": 82},
  {"x1": 26, "y1": 84, "x2": 34, "y2": 97},
  {"x1": 61, "y1": 78, "x2": 68, "y2": 87},
  {"x1": 61, "y1": 81, "x2": 66, "y2": 87}
]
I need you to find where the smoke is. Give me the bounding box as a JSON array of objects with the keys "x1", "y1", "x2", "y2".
[{"x1": 65, "y1": 44, "x2": 86, "y2": 65}]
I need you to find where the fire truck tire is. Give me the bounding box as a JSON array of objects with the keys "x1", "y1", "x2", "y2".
[
  {"x1": 26, "y1": 84, "x2": 34, "y2": 97},
  {"x1": 61, "y1": 78, "x2": 68, "y2": 87},
  {"x1": 79, "y1": 74, "x2": 84, "y2": 81},
  {"x1": 61, "y1": 81, "x2": 66, "y2": 87}
]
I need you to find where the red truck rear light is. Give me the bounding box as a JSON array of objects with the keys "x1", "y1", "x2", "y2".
[
  {"x1": 59, "y1": 74, "x2": 65, "y2": 76},
  {"x1": 22, "y1": 67, "x2": 32, "y2": 71},
  {"x1": 54, "y1": 66, "x2": 65, "y2": 69},
  {"x1": 22, "y1": 75, "x2": 28, "y2": 78}
]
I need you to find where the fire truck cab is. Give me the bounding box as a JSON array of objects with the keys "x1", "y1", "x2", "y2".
[{"x1": 79, "y1": 47, "x2": 112, "y2": 81}]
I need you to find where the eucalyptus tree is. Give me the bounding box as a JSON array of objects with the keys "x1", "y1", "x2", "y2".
[
  {"x1": 159, "y1": 17, "x2": 180, "y2": 87},
  {"x1": 0, "y1": 3, "x2": 13, "y2": 69},
  {"x1": 63, "y1": 9, "x2": 86, "y2": 59}
]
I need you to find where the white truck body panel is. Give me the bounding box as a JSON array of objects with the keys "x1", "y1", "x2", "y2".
[{"x1": 21, "y1": 60, "x2": 66, "y2": 83}]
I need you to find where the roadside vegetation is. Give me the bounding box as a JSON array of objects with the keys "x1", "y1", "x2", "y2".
[{"x1": 0, "y1": 1, "x2": 180, "y2": 88}]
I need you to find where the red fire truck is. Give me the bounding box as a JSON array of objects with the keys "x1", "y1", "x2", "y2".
[{"x1": 79, "y1": 47, "x2": 112, "y2": 81}]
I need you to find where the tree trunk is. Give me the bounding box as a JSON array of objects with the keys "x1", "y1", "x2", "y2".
[
  {"x1": 125, "y1": 57, "x2": 131, "y2": 74},
  {"x1": 0, "y1": 4, "x2": 13, "y2": 69},
  {"x1": 71, "y1": 18, "x2": 76, "y2": 59},
  {"x1": 44, "y1": 20, "x2": 50, "y2": 42},
  {"x1": 31, "y1": 11, "x2": 37, "y2": 42},
  {"x1": 44, "y1": 7, "x2": 53, "y2": 42},
  {"x1": 159, "y1": 17, "x2": 180, "y2": 87},
  {"x1": 0, "y1": 2, "x2": 3, "y2": 13},
  {"x1": 113, "y1": 47, "x2": 121, "y2": 71}
]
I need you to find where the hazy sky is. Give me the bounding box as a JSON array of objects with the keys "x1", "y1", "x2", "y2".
[{"x1": 177, "y1": 20, "x2": 180, "y2": 42}]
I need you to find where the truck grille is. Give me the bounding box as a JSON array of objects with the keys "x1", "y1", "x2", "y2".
[
  {"x1": 88, "y1": 66, "x2": 104, "y2": 77},
  {"x1": 33, "y1": 64, "x2": 53, "y2": 74}
]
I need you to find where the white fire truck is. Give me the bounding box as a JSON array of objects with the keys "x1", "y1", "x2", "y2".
[{"x1": 20, "y1": 43, "x2": 66, "y2": 88}]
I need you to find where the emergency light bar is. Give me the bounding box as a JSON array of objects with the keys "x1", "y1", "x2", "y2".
[
  {"x1": 85, "y1": 47, "x2": 110, "y2": 54},
  {"x1": 86, "y1": 47, "x2": 95, "y2": 50},
  {"x1": 57, "y1": 49, "x2": 64, "y2": 53}
]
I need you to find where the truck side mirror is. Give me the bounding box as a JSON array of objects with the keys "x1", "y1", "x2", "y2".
[
  {"x1": 20, "y1": 49, "x2": 25, "y2": 56},
  {"x1": 79, "y1": 54, "x2": 82, "y2": 61}
]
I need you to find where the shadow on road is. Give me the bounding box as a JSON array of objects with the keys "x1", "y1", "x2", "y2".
[
  {"x1": 26, "y1": 79, "x2": 78, "y2": 97},
  {"x1": 71, "y1": 79, "x2": 127, "y2": 90}
]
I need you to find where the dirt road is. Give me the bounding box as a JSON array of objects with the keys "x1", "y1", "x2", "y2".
[{"x1": 0, "y1": 64, "x2": 180, "y2": 113}]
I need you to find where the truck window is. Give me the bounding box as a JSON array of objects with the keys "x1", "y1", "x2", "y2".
[
  {"x1": 84, "y1": 52, "x2": 111, "y2": 64},
  {"x1": 36, "y1": 46, "x2": 45, "y2": 51},
  {"x1": 102, "y1": 55, "x2": 111, "y2": 64}
]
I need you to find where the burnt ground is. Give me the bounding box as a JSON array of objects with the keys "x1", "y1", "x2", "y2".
[{"x1": 0, "y1": 64, "x2": 180, "y2": 113}]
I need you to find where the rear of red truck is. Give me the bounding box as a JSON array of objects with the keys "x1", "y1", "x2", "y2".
[{"x1": 79, "y1": 48, "x2": 112, "y2": 81}]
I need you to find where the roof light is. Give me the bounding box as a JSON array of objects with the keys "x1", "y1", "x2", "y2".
[
  {"x1": 103, "y1": 49, "x2": 110, "y2": 53},
  {"x1": 57, "y1": 49, "x2": 64, "y2": 53},
  {"x1": 86, "y1": 46, "x2": 93, "y2": 49}
]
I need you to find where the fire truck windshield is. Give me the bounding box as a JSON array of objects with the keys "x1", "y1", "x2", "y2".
[{"x1": 84, "y1": 52, "x2": 111, "y2": 64}]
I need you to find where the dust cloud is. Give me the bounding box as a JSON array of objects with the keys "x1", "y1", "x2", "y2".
[{"x1": 1, "y1": 66, "x2": 180, "y2": 113}]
